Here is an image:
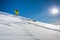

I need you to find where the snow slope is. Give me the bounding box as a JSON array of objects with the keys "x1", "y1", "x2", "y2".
[{"x1": 0, "y1": 12, "x2": 60, "y2": 40}]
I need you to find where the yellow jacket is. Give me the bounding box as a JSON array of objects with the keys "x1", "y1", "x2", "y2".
[{"x1": 15, "y1": 10, "x2": 19, "y2": 16}]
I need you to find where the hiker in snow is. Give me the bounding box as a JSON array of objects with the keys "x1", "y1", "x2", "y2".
[{"x1": 15, "y1": 10, "x2": 19, "y2": 16}]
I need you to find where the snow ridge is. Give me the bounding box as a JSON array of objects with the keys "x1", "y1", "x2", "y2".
[{"x1": 0, "y1": 12, "x2": 60, "y2": 40}]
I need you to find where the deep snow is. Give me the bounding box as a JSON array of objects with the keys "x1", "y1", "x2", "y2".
[{"x1": 0, "y1": 12, "x2": 60, "y2": 40}]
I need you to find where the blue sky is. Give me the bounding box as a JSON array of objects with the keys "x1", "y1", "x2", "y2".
[{"x1": 0, "y1": 0, "x2": 60, "y2": 23}]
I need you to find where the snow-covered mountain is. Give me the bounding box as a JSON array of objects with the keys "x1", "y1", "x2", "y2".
[{"x1": 0, "y1": 12, "x2": 60, "y2": 40}]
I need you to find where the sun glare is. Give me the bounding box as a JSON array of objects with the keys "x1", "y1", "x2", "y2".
[{"x1": 51, "y1": 8, "x2": 59, "y2": 14}]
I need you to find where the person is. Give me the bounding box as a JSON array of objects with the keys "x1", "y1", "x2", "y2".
[{"x1": 15, "y1": 10, "x2": 19, "y2": 16}]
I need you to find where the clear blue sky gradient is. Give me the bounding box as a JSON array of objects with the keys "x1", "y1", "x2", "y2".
[{"x1": 0, "y1": 0, "x2": 60, "y2": 23}]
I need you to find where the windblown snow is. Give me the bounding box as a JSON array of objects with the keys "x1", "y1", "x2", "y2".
[{"x1": 0, "y1": 12, "x2": 60, "y2": 40}]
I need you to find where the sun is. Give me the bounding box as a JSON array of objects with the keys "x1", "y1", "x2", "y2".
[{"x1": 51, "y1": 8, "x2": 59, "y2": 14}]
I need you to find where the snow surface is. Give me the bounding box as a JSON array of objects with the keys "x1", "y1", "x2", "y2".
[{"x1": 0, "y1": 12, "x2": 60, "y2": 40}]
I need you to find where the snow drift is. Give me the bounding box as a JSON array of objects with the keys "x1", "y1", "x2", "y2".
[{"x1": 0, "y1": 12, "x2": 60, "y2": 40}]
